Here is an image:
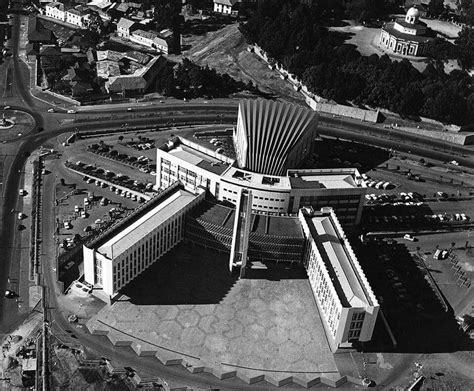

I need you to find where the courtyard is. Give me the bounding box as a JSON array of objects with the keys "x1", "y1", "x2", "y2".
[{"x1": 86, "y1": 245, "x2": 341, "y2": 386}]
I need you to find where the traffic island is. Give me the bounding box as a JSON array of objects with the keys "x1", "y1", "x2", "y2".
[{"x1": 0, "y1": 110, "x2": 36, "y2": 142}]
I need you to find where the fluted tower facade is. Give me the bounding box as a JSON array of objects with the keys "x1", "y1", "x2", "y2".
[{"x1": 234, "y1": 100, "x2": 319, "y2": 176}]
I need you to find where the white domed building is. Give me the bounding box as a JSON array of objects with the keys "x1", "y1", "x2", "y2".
[{"x1": 379, "y1": 7, "x2": 434, "y2": 56}]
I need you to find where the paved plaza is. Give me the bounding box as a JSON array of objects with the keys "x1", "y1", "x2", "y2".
[{"x1": 86, "y1": 246, "x2": 341, "y2": 386}]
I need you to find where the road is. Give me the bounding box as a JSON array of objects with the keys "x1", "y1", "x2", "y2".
[{"x1": 0, "y1": 5, "x2": 473, "y2": 389}]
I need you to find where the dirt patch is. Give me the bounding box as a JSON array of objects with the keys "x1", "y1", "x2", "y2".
[{"x1": 180, "y1": 23, "x2": 305, "y2": 104}]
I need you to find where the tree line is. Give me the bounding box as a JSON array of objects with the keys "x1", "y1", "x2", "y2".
[{"x1": 240, "y1": 0, "x2": 474, "y2": 125}]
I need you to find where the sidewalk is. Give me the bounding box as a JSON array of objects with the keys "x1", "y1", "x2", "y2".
[{"x1": 17, "y1": 152, "x2": 43, "y2": 313}]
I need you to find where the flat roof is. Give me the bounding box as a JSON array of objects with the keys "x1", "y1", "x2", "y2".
[
  {"x1": 252, "y1": 214, "x2": 303, "y2": 237},
  {"x1": 98, "y1": 189, "x2": 199, "y2": 259},
  {"x1": 168, "y1": 144, "x2": 231, "y2": 175},
  {"x1": 383, "y1": 23, "x2": 434, "y2": 43},
  {"x1": 306, "y1": 213, "x2": 371, "y2": 308},
  {"x1": 290, "y1": 174, "x2": 357, "y2": 189},
  {"x1": 162, "y1": 137, "x2": 364, "y2": 191}
]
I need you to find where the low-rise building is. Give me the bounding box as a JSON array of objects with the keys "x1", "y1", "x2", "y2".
[
  {"x1": 117, "y1": 17, "x2": 136, "y2": 38},
  {"x1": 45, "y1": 2, "x2": 65, "y2": 21},
  {"x1": 213, "y1": 0, "x2": 239, "y2": 15},
  {"x1": 379, "y1": 7, "x2": 434, "y2": 56},
  {"x1": 129, "y1": 29, "x2": 173, "y2": 54},
  {"x1": 66, "y1": 8, "x2": 85, "y2": 27}
]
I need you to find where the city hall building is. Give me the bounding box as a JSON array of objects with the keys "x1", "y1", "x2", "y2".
[{"x1": 83, "y1": 99, "x2": 378, "y2": 350}]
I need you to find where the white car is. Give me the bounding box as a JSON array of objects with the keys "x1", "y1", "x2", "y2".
[
  {"x1": 67, "y1": 109, "x2": 76, "y2": 114},
  {"x1": 47, "y1": 108, "x2": 55, "y2": 113},
  {"x1": 403, "y1": 234, "x2": 415, "y2": 241}
]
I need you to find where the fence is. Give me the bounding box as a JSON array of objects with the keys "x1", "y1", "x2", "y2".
[{"x1": 250, "y1": 44, "x2": 381, "y2": 123}]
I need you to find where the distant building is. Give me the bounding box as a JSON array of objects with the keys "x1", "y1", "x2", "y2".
[
  {"x1": 213, "y1": 0, "x2": 239, "y2": 15},
  {"x1": 43, "y1": 1, "x2": 89, "y2": 28},
  {"x1": 379, "y1": 7, "x2": 434, "y2": 56},
  {"x1": 66, "y1": 8, "x2": 84, "y2": 27},
  {"x1": 117, "y1": 17, "x2": 136, "y2": 38},
  {"x1": 129, "y1": 29, "x2": 174, "y2": 55},
  {"x1": 105, "y1": 55, "x2": 167, "y2": 94},
  {"x1": 45, "y1": 2, "x2": 65, "y2": 21}
]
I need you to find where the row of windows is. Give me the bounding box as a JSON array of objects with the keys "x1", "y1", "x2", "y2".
[
  {"x1": 348, "y1": 329, "x2": 361, "y2": 340},
  {"x1": 352, "y1": 312, "x2": 365, "y2": 321},
  {"x1": 350, "y1": 321, "x2": 363, "y2": 330},
  {"x1": 111, "y1": 214, "x2": 184, "y2": 292},
  {"x1": 251, "y1": 204, "x2": 285, "y2": 210},
  {"x1": 305, "y1": 245, "x2": 341, "y2": 337}
]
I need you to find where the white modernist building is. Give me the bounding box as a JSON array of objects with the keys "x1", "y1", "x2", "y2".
[
  {"x1": 156, "y1": 136, "x2": 367, "y2": 227},
  {"x1": 82, "y1": 98, "x2": 378, "y2": 347},
  {"x1": 84, "y1": 184, "x2": 205, "y2": 300},
  {"x1": 299, "y1": 207, "x2": 379, "y2": 350}
]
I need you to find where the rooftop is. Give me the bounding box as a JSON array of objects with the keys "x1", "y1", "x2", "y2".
[
  {"x1": 161, "y1": 137, "x2": 365, "y2": 191},
  {"x1": 117, "y1": 17, "x2": 136, "y2": 30},
  {"x1": 96, "y1": 60, "x2": 121, "y2": 78},
  {"x1": 167, "y1": 143, "x2": 232, "y2": 176},
  {"x1": 191, "y1": 199, "x2": 303, "y2": 237},
  {"x1": 383, "y1": 22, "x2": 434, "y2": 43},
  {"x1": 395, "y1": 18, "x2": 428, "y2": 31},
  {"x1": 97, "y1": 50, "x2": 123, "y2": 62},
  {"x1": 98, "y1": 188, "x2": 199, "y2": 259},
  {"x1": 304, "y1": 210, "x2": 374, "y2": 308}
]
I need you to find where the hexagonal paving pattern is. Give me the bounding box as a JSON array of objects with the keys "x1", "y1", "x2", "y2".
[
  {"x1": 88, "y1": 272, "x2": 338, "y2": 379},
  {"x1": 177, "y1": 309, "x2": 200, "y2": 328}
]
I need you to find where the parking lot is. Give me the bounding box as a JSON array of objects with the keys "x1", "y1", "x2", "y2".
[
  {"x1": 355, "y1": 239, "x2": 468, "y2": 353},
  {"x1": 362, "y1": 191, "x2": 472, "y2": 232}
]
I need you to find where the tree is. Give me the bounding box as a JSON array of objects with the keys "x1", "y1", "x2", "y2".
[
  {"x1": 118, "y1": 135, "x2": 124, "y2": 142},
  {"x1": 428, "y1": 0, "x2": 445, "y2": 17}
]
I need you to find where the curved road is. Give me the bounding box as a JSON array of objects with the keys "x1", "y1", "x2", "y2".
[{"x1": 1, "y1": 7, "x2": 474, "y2": 389}]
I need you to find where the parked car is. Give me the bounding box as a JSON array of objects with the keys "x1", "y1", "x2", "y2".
[{"x1": 403, "y1": 234, "x2": 415, "y2": 241}]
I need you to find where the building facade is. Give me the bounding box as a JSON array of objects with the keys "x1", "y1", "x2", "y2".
[
  {"x1": 129, "y1": 29, "x2": 171, "y2": 54},
  {"x1": 117, "y1": 17, "x2": 136, "y2": 38},
  {"x1": 156, "y1": 137, "x2": 366, "y2": 227},
  {"x1": 83, "y1": 184, "x2": 205, "y2": 300},
  {"x1": 379, "y1": 7, "x2": 434, "y2": 56},
  {"x1": 44, "y1": 1, "x2": 88, "y2": 28},
  {"x1": 299, "y1": 207, "x2": 379, "y2": 350},
  {"x1": 213, "y1": 0, "x2": 239, "y2": 15},
  {"x1": 45, "y1": 2, "x2": 65, "y2": 21}
]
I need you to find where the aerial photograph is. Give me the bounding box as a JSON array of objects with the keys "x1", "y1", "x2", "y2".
[{"x1": 0, "y1": 0, "x2": 473, "y2": 389}]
